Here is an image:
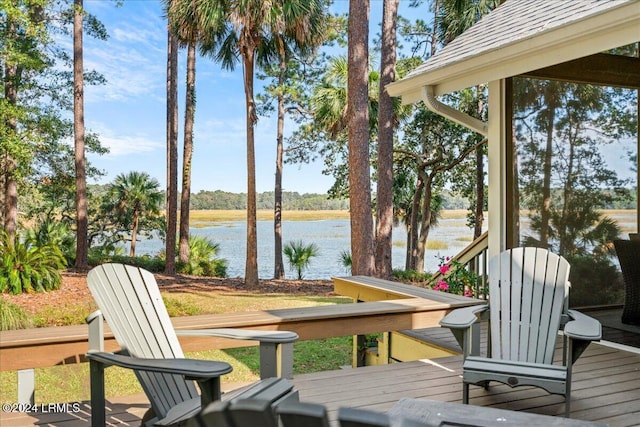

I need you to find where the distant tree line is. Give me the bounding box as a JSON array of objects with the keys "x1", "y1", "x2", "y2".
[
  {"x1": 189, "y1": 190, "x2": 349, "y2": 210},
  {"x1": 151, "y1": 187, "x2": 639, "y2": 211}
]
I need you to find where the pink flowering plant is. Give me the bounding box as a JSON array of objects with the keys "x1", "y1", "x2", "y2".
[{"x1": 431, "y1": 256, "x2": 480, "y2": 298}]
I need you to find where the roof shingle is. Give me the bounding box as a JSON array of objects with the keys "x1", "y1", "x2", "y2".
[{"x1": 405, "y1": 0, "x2": 632, "y2": 80}]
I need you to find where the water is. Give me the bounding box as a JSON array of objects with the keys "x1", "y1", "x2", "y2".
[
  {"x1": 134, "y1": 211, "x2": 637, "y2": 279},
  {"x1": 134, "y1": 218, "x2": 476, "y2": 279}
]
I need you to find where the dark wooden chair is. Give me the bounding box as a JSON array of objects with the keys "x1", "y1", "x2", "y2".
[
  {"x1": 338, "y1": 407, "x2": 391, "y2": 427},
  {"x1": 277, "y1": 401, "x2": 330, "y2": 427},
  {"x1": 614, "y1": 239, "x2": 640, "y2": 325}
]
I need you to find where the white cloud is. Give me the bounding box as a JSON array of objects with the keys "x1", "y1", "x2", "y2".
[
  {"x1": 91, "y1": 123, "x2": 162, "y2": 157},
  {"x1": 82, "y1": 3, "x2": 167, "y2": 103}
]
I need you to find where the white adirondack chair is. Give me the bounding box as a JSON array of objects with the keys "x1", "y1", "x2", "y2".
[
  {"x1": 440, "y1": 247, "x2": 601, "y2": 417},
  {"x1": 85, "y1": 263, "x2": 299, "y2": 426}
]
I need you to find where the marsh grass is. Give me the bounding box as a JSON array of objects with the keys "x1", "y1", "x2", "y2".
[
  {"x1": 190, "y1": 210, "x2": 350, "y2": 224},
  {"x1": 426, "y1": 240, "x2": 448, "y2": 250}
]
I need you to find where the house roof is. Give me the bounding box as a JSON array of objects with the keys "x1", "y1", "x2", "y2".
[{"x1": 387, "y1": 0, "x2": 640, "y2": 103}]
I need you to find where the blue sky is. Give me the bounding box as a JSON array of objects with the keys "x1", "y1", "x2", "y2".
[{"x1": 80, "y1": 0, "x2": 418, "y2": 195}]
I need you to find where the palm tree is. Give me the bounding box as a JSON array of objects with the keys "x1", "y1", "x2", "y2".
[
  {"x1": 108, "y1": 172, "x2": 163, "y2": 257},
  {"x1": 375, "y1": 0, "x2": 399, "y2": 279},
  {"x1": 270, "y1": 0, "x2": 328, "y2": 279},
  {"x1": 165, "y1": 1, "x2": 179, "y2": 274},
  {"x1": 283, "y1": 240, "x2": 320, "y2": 279},
  {"x1": 347, "y1": 0, "x2": 375, "y2": 276},
  {"x1": 194, "y1": 0, "x2": 327, "y2": 286},
  {"x1": 165, "y1": 0, "x2": 201, "y2": 266},
  {"x1": 73, "y1": 0, "x2": 88, "y2": 269}
]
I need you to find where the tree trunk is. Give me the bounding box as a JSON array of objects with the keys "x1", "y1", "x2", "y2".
[
  {"x1": 165, "y1": 26, "x2": 178, "y2": 274},
  {"x1": 179, "y1": 41, "x2": 196, "y2": 264},
  {"x1": 243, "y1": 47, "x2": 259, "y2": 287},
  {"x1": 347, "y1": 0, "x2": 375, "y2": 276},
  {"x1": 415, "y1": 173, "x2": 432, "y2": 273},
  {"x1": 540, "y1": 88, "x2": 556, "y2": 247},
  {"x1": 3, "y1": 18, "x2": 18, "y2": 241},
  {"x1": 130, "y1": 211, "x2": 139, "y2": 257},
  {"x1": 375, "y1": 0, "x2": 399, "y2": 279},
  {"x1": 273, "y1": 37, "x2": 286, "y2": 279},
  {"x1": 406, "y1": 176, "x2": 423, "y2": 271},
  {"x1": 73, "y1": 0, "x2": 88, "y2": 269}
]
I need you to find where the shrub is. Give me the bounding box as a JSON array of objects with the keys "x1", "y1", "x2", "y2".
[
  {"x1": 339, "y1": 250, "x2": 352, "y2": 274},
  {"x1": 0, "y1": 300, "x2": 32, "y2": 330},
  {"x1": 0, "y1": 231, "x2": 66, "y2": 294},
  {"x1": 283, "y1": 240, "x2": 319, "y2": 280},
  {"x1": 566, "y1": 254, "x2": 623, "y2": 308},
  {"x1": 24, "y1": 219, "x2": 75, "y2": 267},
  {"x1": 392, "y1": 269, "x2": 432, "y2": 284},
  {"x1": 428, "y1": 256, "x2": 481, "y2": 298},
  {"x1": 93, "y1": 255, "x2": 166, "y2": 272},
  {"x1": 176, "y1": 236, "x2": 228, "y2": 278}
]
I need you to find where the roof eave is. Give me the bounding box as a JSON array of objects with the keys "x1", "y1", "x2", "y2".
[{"x1": 387, "y1": 2, "x2": 640, "y2": 104}]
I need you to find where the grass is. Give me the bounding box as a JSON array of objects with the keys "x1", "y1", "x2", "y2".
[
  {"x1": 0, "y1": 289, "x2": 352, "y2": 404},
  {"x1": 188, "y1": 209, "x2": 477, "y2": 223},
  {"x1": 0, "y1": 336, "x2": 353, "y2": 404},
  {"x1": 32, "y1": 301, "x2": 98, "y2": 328},
  {"x1": 426, "y1": 240, "x2": 448, "y2": 250}
]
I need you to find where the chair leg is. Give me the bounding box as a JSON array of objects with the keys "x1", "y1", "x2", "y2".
[
  {"x1": 462, "y1": 382, "x2": 469, "y2": 404},
  {"x1": 89, "y1": 360, "x2": 106, "y2": 427}
]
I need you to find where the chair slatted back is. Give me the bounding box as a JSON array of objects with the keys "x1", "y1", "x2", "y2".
[
  {"x1": 87, "y1": 263, "x2": 198, "y2": 419},
  {"x1": 488, "y1": 248, "x2": 570, "y2": 364}
]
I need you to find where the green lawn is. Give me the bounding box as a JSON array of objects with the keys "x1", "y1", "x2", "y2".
[{"x1": 1, "y1": 292, "x2": 353, "y2": 404}]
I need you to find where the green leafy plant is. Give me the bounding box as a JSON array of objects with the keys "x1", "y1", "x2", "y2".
[
  {"x1": 176, "y1": 235, "x2": 227, "y2": 277},
  {"x1": 24, "y1": 219, "x2": 75, "y2": 266},
  {"x1": 339, "y1": 250, "x2": 352, "y2": 273},
  {"x1": 392, "y1": 269, "x2": 432, "y2": 284},
  {"x1": 429, "y1": 256, "x2": 480, "y2": 298},
  {"x1": 283, "y1": 240, "x2": 320, "y2": 279},
  {"x1": 0, "y1": 300, "x2": 32, "y2": 330},
  {"x1": 0, "y1": 231, "x2": 66, "y2": 294},
  {"x1": 93, "y1": 254, "x2": 165, "y2": 272}
]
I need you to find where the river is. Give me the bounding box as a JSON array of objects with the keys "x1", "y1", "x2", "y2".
[
  {"x1": 135, "y1": 217, "x2": 476, "y2": 279},
  {"x1": 133, "y1": 210, "x2": 637, "y2": 280}
]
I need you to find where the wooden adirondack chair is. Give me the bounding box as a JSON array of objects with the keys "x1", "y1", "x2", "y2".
[
  {"x1": 85, "y1": 263, "x2": 299, "y2": 426},
  {"x1": 440, "y1": 247, "x2": 601, "y2": 417}
]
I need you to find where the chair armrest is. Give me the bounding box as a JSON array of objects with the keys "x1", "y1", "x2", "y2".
[
  {"x1": 86, "y1": 351, "x2": 232, "y2": 379},
  {"x1": 176, "y1": 329, "x2": 298, "y2": 379},
  {"x1": 440, "y1": 305, "x2": 488, "y2": 329},
  {"x1": 176, "y1": 328, "x2": 299, "y2": 344},
  {"x1": 565, "y1": 310, "x2": 602, "y2": 341}
]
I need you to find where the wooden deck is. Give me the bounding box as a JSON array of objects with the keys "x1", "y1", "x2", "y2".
[
  {"x1": 4, "y1": 335, "x2": 640, "y2": 426},
  {"x1": 294, "y1": 340, "x2": 640, "y2": 427}
]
